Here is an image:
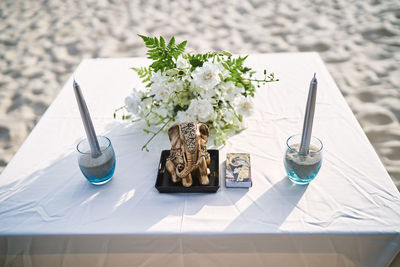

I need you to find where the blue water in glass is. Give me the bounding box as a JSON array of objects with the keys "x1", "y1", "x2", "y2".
[
  {"x1": 79, "y1": 157, "x2": 116, "y2": 185},
  {"x1": 284, "y1": 160, "x2": 321, "y2": 185}
]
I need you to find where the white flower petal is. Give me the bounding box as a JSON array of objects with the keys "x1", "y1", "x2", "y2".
[
  {"x1": 124, "y1": 90, "x2": 141, "y2": 114},
  {"x1": 176, "y1": 54, "x2": 191, "y2": 69},
  {"x1": 191, "y1": 62, "x2": 221, "y2": 90}
]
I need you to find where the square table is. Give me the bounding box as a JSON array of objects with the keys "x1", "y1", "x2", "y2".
[{"x1": 0, "y1": 53, "x2": 399, "y2": 267}]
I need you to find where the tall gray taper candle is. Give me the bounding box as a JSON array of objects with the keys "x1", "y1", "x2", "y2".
[
  {"x1": 299, "y1": 73, "x2": 318, "y2": 154},
  {"x1": 73, "y1": 79, "x2": 102, "y2": 158}
]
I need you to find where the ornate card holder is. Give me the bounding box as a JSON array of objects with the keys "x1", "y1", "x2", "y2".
[{"x1": 226, "y1": 153, "x2": 252, "y2": 188}]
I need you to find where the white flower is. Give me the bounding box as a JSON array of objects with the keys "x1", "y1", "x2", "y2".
[
  {"x1": 176, "y1": 110, "x2": 195, "y2": 123},
  {"x1": 215, "y1": 61, "x2": 230, "y2": 80},
  {"x1": 150, "y1": 71, "x2": 171, "y2": 102},
  {"x1": 224, "y1": 108, "x2": 235, "y2": 124},
  {"x1": 220, "y1": 81, "x2": 245, "y2": 102},
  {"x1": 199, "y1": 87, "x2": 218, "y2": 104},
  {"x1": 154, "y1": 87, "x2": 170, "y2": 102},
  {"x1": 138, "y1": 97, "x2": 152, "y2": 117},
  {"x1": 188, "y1": 98, "x2": 215, "y2": 122},
  {"x1": 191, "y1": 83, "x2": 205, "y2": 96},
  {"x1": 150, "y1": 71, "x2": 186, "y2": 103},
  {"x1": 182, "y1": 73, "x2": 192, "y2": 83},
  {"x1": 191, "y1": 62, "x2": 221, "y2": 90},
  {"x1": 165, "y1": 68, "x2": 178, "y2": 76},
  {"x1": 167, "y1": 79, "x2": 184, "y2": 92},
  {"x1": 234, "y1": 95, "x2": 254, "y2": 117},
  {"x1": 153, "y1": 107, "x2": 169, "y2": 118},
  {"x1": 124, "y1": 90, "x2": 141, "y2": 114},
  {"x1": 151, "y1": 70, "x2": 168, "y2": 86},
  {"x1": 167, "y1": 102, "x2": 175, "y2": 113},
  {"x1": 176, "y1": 54, "x2": 190, "y2": 69},
  {"x1": 147, "y1": 113, "x2": 160, "y2": 125}
]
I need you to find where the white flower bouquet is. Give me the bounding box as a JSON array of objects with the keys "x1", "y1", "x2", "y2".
[{"x1": 115, "y1": 35, "x2": 278, "y2": 151}]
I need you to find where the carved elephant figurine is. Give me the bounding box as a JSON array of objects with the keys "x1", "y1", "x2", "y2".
[{"x1": 166, "y1": 122, "x2": 210, "y2": 187}]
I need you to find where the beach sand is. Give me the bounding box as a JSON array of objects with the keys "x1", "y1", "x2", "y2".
[{"x1": 0, "y1": 0, "x2": 399, "y2": 189}]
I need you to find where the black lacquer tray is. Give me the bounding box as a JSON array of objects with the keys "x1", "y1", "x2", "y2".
[{"x1": 155, "y1": 149, "x2": 219, "y2": 193}]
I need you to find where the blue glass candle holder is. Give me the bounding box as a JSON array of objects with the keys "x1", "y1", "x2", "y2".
[
  {"x1": 77, "y1": 136, "x2": 116, "y2": 185},
  {"x1": 284, "y1": 134, "x2": 323, "y2": 185}
]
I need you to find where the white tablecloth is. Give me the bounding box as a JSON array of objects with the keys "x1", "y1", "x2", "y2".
[{"x1": 0, "y1": 53, "x2": 399, "y2": 267}]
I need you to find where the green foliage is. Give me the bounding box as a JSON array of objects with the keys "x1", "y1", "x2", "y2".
[
  {"x1": 222, "y1": 55, "x2": 253, "y2": 96},
  {"x1": 121, "y1": 35, "x2": 279, "y2": 151},
  {"x1": 187, "y1": 51, "x2": 231, "y2": 71},
  {"x1": 138, "y1": 35, "x2": 187, "y2": 73},
  {"x1": 132, "y1": 66, "x2": 152, "y2": 87},
  {"x1": 222, "y1": 55, "x2": 278, "y2": 97}
]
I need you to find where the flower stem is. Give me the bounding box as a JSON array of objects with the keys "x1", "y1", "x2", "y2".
[
  {"x1": 114, "y1": 105, "x2": 126, "y2": 112},
  {"x1": 247, "y1": 78, "x2": 277, "y2": 83},
  {"x1": 141, "y1": 94, "x2": 155, "y2": 100},
  {"x1": 227, "y1": 102, "x2": 242, "y2": 122},
  {"x1": 114, "y1": 105, "x2": 127, "y2": 119},
  {"x1": 141, "y1": 118, "x2": 172, "y2": 151}
]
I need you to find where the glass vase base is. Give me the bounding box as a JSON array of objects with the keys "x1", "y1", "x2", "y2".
[{"x1": 287, "y1": 175, "x2": 314, "y2": 185}]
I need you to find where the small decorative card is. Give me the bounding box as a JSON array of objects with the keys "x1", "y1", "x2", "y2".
[{"x1": 226, "y1": 153, "x2": 252, "y2": 188}]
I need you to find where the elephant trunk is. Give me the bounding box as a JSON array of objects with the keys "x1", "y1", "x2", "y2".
[
  {"x1": 176, "y1": 164, "x2": 197, "y2": 178},
  {"x1": 176, "y1": 151, "x2": 197, "y2": 178}
]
